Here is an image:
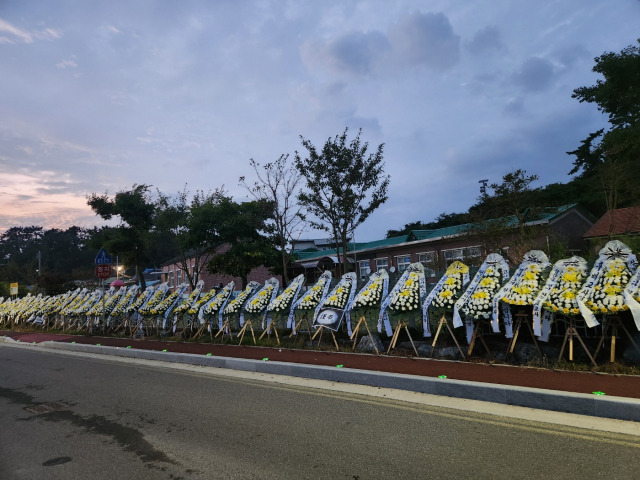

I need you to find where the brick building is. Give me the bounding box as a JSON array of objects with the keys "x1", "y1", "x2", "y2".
[{"x1": 289, "y1": 204, "x2": 593, "y2": 284}]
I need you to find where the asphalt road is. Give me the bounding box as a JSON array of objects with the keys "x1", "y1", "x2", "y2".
[{"x1": 0, "y1": 345, "x2": 639, "y2": 480}]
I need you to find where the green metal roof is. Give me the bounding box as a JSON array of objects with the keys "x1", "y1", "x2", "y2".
[{"x1": 292, "y1": 204, "x2": 581, "y2": 261}]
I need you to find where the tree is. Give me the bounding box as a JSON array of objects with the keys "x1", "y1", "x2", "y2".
[
  {"x1": 456, "y1": 169, "x2": 542, "y2": 263},
  {"x1": 87, "y1": 184, "x2": 156, "y2": 290},
  {"x1": 240, "y1": 155, "x2": 305, "y2": 284},
  {"x1": 155, "y1": 187, "x2": 228, "y2": 289},
  {"x1": 206, "y1": 198, "x2": 277, "y2": 288},
  {"x1": 0, "y1": 226, "x2": 43, "y2": 284},
  {"x1": 295, "y1": 128, "x2": 390, "y2": 274},
  {"x1": 568, "y1": 40, "x2": 640, "y2": 212}
]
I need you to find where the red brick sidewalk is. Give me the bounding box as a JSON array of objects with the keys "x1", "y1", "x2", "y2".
[{"x1": 3, "y1": 330, "x2": 640, "y2": 400}]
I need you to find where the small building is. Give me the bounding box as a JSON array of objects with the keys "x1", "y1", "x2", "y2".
[
  {"x1": 583, "y1": 206, "x2": 640, "y2": 252},
  {"x1": 160, "y1": 245, "x2": 280, "y2": 292}
]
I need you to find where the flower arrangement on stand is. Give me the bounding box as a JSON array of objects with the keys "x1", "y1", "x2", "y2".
[
  {"x1": 352, "y1": 270, "x2": 387, "y2": 310},
  {"x1": 290, "y1": 271, "x2": 332, "y2": 334},
  {"x1": 201, "y1": 283, "x2": 234, "y2": 315},
  {"x1": 348, "y1": 269, "x2": 389, "y2": 336},
  {"x1": 127, "y1": 286, "x2": 155, "y2": 315},
  {"x1": 173, "y1": 281, "x2": 204, "y2": 317},
  {"x1": 109, "y1": 286, "x2": 139, "y2": 323},
  {"x1": 267, "y1": 274, "x2": 305, "y2": 329},
  {"x1": 87, "y1": 288, "x2": 117, "y2": 316},
  {"x1": 222, "y1": 282, "x2": 261, "y2": 329},
  {"x1": 294, "y1": 272, "x2": 332, "y2": 312},
  {"x1": 532, "y1": 256, "x2": 588, "y2": 342},
  {"x1": 491, "y1": 250, "x2": 550, "y2": 338},
  {"x1": 422, "y1": 261, "x2": 469, "y2": 337},
  {"x1": 376, "y1": 263, "x2": 426, "y2": 337},
  {"x1": 453, "y1": 253, "x2": 509, "y2": 343},
  {"x1": 138, "y1": 283, "x2": 169, "y2": 316},
  {"x1": 244, "y1": 281, "x2": 278, "y2": 315},
  {"x1": 188, "y1": 287, "x2": 219, "y2": 316},
  {"x1": 388, "y1": 271, "x2": 422, "y2": 313},
  {"x1": 319, "y1": 274, "x2": 354, "y2": 310},
  {"x1": 314, "y1": 272, "x2": 357, "y2": 331},
  {"x1": 577, "y1": 240, "x2": 637, "y2": 328}
]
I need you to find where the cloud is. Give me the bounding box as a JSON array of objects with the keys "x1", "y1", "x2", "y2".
[
  {"x1": 553, "y1": 44, "x2": 590, "y2": 68},
  {"x1": 387, "y1": 12, "x2": 460, "y2": 70},
  {"x1": 465, "y1": 25, "x2": 504, "y2": 55},
  {"x1": 302, "y1": 11, "x2": 460, "y2": 76},
  {"x1": 56, "y1": 59, "x2": 77, "y2": 69},
  {"x1": 512, "y1": 57, "x2": 555, "y2": 92},
  {"x1": 0, "y1": 18, "x2": 61, "y2": 44},
  {"x1": 504, "y1": 97, "x2": 525, "y2": 116},
  {"x1": 302, "y1": 31, "x2": 389, "y2": 76},
  {"x1": 0, "y1": 18, "x2": 32, "y2": 43}
]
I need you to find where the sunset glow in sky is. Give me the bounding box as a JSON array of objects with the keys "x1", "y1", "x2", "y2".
[{"x1": 1, "y1": 1, "x2": 638, "y2": 240}]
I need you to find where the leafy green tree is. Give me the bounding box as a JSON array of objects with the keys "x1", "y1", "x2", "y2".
[
  {"x1": 155, "y1": 187, "x2": 228, "y2": 289},
  {"x1": 464, "y1": 169, "x2": 542, "y2": 261},
  {"x1": 240, "y1": 155, "x2": 305, "y2": 284},
  {"x1": 568, "y1": 40, "x2": 640, "y2": 211},
  {"x1": 87, "y1": 184, "x2": 156, "y2": 290},
  {"x1": 295, "y1": 128, "x2": 390, "y2": 274},
  {"x1": 206, "y1": 198, "x2": 277, "y2": 288}
]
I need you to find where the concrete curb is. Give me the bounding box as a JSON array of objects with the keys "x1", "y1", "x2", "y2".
[{"x1": 40, "y1": 341, "x2": 640, "y2": 423}]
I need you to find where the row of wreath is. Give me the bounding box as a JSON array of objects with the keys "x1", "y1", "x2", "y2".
[{"x1": 2, "y1": 240, "x2": 640, "y2": 343}]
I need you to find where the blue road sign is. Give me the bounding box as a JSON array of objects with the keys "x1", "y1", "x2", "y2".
[{"x1": 95, "y1": 248, "x2": 113, "y2": 265}]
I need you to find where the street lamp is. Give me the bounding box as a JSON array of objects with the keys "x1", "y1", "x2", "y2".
[{"x1": 117, "y1": 265, "x2": 124, "y2": 279}]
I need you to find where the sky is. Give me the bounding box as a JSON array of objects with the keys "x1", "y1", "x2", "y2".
[{"x1": 1, "y1": 1, "x2": 639, "y2": 242}]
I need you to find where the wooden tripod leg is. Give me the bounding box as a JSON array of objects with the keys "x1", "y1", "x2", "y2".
[
  {"x1": 290, "y1": 317, "x2": 304, "y2": 337},
  {"x1": 525, "y1": 320, "x2": 543, "y2": 358},
  {"x1": 467, "y1": 323, "x2": 479, "y2": 358},
  {"x1": 404, "y1": 324, "x2": 419, "y2": 357},
  {"x1": 214, "y1": 321, "x2": 227, "y2": 339},
  {"x1": 363, "y1": 320, "x2": 380, "y2": 355},
  {"x1": 445, "y1": 319, "x2": 465, "y2": 360},
  {"x1": 431, "y1": 316, "x2": 445, "y2": 347},
  {"x1": 330, "y1": 330, "x2": 339, "y2": 351},
  {"x1": 387, "y1": 322, "x2": 402, "y2": 354},
  {"x1": 311, "y1": 326, "x2": 322, "y2": 340},
  {"x1": 559, "y1": 324, "x2": 571, "y2": 361},
  {"x1": 305, "y1": 317, "x2": 314, "y2": 341},
  {"x1": 238, "y1": 323, "x2": 248, "y2": 344},
  {"x1": 572, "y1": 327, "x2": 598, "y2": 368},
  {"x1": 507, "y1": 318, "x2": 522, "y2": 354},
  {"x1": 350, "y1": 317, "x2": 363, "y2": 351},
  {"x1": 593, "y1": 322, "x2": 610, "y2": 360},
  {"x1": 430, "y1": 316, "x2": 445, "y2": 358},
  {"x1": 240, "y1": 322, "x2": 250, "y2": 344},
  {"x1": 610, "y1": 324, "x2": 617, "y2": 363}
]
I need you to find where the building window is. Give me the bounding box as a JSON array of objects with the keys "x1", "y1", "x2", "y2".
[
  {"x1": 176, "y1": 269, "x2": 182, "y2": 286},
  {"x1": 375, "y1": 258, "x2": 388, "y2": 272},
  {"x1": 396, "y1": 255, "x2": 411, "y2": 273},
  {"x1": 442, "y1": 246, "x2": 482, "y2": 267},
  {"x1": 168, "y1": 271, "x2": 175, "y2": 288},
  {"x1": 418, "y1": 252, "x2": 437, "y2": 277},
  {"x1": 358, "y1": 260, "x2": 370, "y2": 281}
]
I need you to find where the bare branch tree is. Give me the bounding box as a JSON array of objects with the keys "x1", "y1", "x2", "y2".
[{"x1": 240, "y1": 154, "x2": 306, "y2": 283}]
